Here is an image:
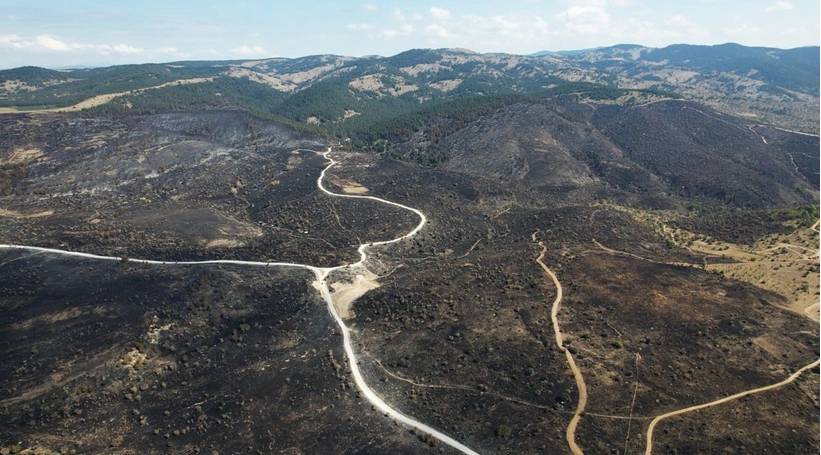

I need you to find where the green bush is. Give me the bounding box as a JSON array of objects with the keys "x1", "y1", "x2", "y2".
[{"x1": 495, "y1": 423, "x2": 513, "y2": 438}]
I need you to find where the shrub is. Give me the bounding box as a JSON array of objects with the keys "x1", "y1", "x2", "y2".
[{"x1": 495, "y1": 424, "x2": 513, "y2": 438}]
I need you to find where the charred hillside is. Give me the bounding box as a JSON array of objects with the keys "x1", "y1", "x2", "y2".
[{"x1": 387, "y1": 98, "x2": 818, "y2": 209}]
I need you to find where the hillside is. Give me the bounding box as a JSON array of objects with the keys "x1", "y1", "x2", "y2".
[
  {"x1": 552, "y1": 43, "x2": 819, "y2": 95},
  {"x1": 1, "y1": 43, "x2": 818, "y2": 132},
  {"x1": 382, "y1": 97, "x2": 818, "y2": 209}
]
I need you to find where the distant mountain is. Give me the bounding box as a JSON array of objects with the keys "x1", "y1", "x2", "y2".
[
  {"x1": 1, "y1": 43, "x2": 818, "y2": 133},
  {"x1": 536, "y1": 43, "x2": 646, "y2": 57},
  {"x1": 559, "y1": 42, "x2": 820, "y2": 95},
  {"x1": 0, "y1": 65, "x2": 70, "y2": 81},
  {"x1": 0, "y1": 66, "x2": 73, "y2": 95}
]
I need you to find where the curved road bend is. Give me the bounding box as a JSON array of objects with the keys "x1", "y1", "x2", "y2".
[
  {"x1": 644, "y1": 359, "x2": 820, "y2": 455},
  {"x1": 533, "y1": 234, "x2": 588, "y2": 455},
  {"x1": 0, "y1": 147, "x2": 480, "y2": 455}
]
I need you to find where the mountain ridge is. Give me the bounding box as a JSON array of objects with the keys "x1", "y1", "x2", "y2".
[{"x1": 1, "y1": 42, "x2": 818, "y2": 135}]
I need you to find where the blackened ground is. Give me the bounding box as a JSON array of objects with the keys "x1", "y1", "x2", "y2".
[
  {"x1": 387, "y1": 99, "x2": 818, "y2": 210},
  {"x1": 0, "y1": 251, "x2": 438, "y2": 454},
  {"x1": 337, "y1": 156, "x2": 819, "y2": 454},
  {"x1": 563, "y1": 252, "x2": 819, "y2": 454},
  {"x1": 648, "y1": 371, "x2": 819, "y2": 454},
  {"x1": 0, "y1": 112, "x2": 416, "y2": 267},
  {"x1": 1, "y1": 109, "x2": 818, "y2": 455}
]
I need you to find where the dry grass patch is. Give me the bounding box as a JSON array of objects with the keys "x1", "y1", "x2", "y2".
[
  {"x1": 0, "y1": 208, "x2": 54, "y2": 219},
  {"x1": 673, "y1": 223, "x2": 819, "y2": 321}
]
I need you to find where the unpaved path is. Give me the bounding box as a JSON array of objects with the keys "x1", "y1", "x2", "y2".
[
  {"x1": 768, "y1": 126, "x2": 820, "y2": 137},
  {"x1": 592, "y1": 228, "x2": 821, "y2": 453},
  {"x1": 748, "y1": 125, "x2": 768, "y2": 144},
  {"x1": 592, "y1": 239, "x2": 699, "y2": 268},
  {"x1": 0, "y1": 147, "x2": 481, "y2": 455},
  {"x1": 372, "y1": 354, "x2": 650, "y2": 421},
  {"x1": 643, "y1": 359, "x2": 820, "y2": 455},
  {"x1": 533, "y1": 233, "x2": 588, "y2": 455}
]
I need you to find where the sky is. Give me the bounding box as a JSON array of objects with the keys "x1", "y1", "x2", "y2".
[{"x1": 0, "y1": 0, "x2": 819, "y2": 68}]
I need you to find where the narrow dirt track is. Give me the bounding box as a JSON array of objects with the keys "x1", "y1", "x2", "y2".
[
  {"x1": 592, "y1": 239, "x2": 699, "y2": 268},
  {"x1": 643, "y1": 359, "x2": 820, "y2": 455},
  {"x1": 533, "y1": 234, "x2": 588, "y2": 455}
]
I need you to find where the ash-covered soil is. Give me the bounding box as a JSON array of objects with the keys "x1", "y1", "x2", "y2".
[
  {"x1": 389, "y1": 99, "x2": 818, "y2": 209},
  {"x1": 0, "y1": 107, "x2": 818, "y2": 454},
  {"x1": 0, "y1": 112, "x2": 416, "y2": 267},
  {"x1": 338, "y1": 155, "x2": 819, "y2": 454},
  {"x1": 647, "y1": 371, "x2": 819, "y2": 454},
  {"x1": 0, "y1": 252, "x2": 436, "y2": 454}
]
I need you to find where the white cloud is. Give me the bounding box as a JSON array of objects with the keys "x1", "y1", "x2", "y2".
[
  {"x1": 555, "y1": 5, "x2": 611, "y2": 34},
  {"x1": 35, "y1": 35, "x2": 71, "y2": 51},
  {"x1": 0, "y1": 34, "x2": 31, "y2": 49},
  {"x1": 393, "y1": 8, "x2": 406, "y2": 22},
  {"x1": 420, "y1": 13, "x2": 552, "y2": 52},
  {"x1": 346, "y1": 23, "x2": 373, "y2": 31},
  {"x1": 373, "y1": 7, "x2": 417, "y2": 40},
  {"x1": 723, "y1": 23, "x2": 762, "y2": 36},
  {"x1": 0, "y1": 34, "x2": 146, "y2": 55},
  {"x1": 430, "y1": 7, "x2": 452, "y2": 20},
  {"x1": 565, "y1": 0, "x2": 607, "y2": 7},
  {"x1": 664, "y1": 15, "x2": 692, "y2": 27},
  {"x1": 426, "y1": 23, "x2": 455, "y2": 39},
  {"x1": 157, "y1": 46, "x2": 180, "y2": 54},
  {"x1": 379, "y1": 24, "x2": 415, "y2": 39},
  {"x1": 108, "y1": 44, "x2": 144, "y2": 54},
  {"x1": 780, "y1": 26, "x2": 808, "y2": 36},
  {"x1": 232, "y1": 45, "x2": 266, "y2": 56},
  {"x1": 766, "y1": 1, "x2": 794, "y2": 11}
]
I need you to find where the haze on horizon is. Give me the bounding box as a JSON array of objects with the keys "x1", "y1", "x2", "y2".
[{"x1": 0, "y1": 0, "x2": 819, "y2": 69}]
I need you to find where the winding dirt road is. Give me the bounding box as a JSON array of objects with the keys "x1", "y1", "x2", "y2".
[
  {"x1": 533, "y1": 234, "x2": 588, "y2": 455},
  {"x1": 643, "y1": 359, "x2": 820, "y2": 455},
  {"x1": 0, "y1": 147, "x2": 480, "y2": 455}
]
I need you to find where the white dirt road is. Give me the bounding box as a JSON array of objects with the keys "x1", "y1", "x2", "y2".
[{"x1": 0, "y1": 147, "x2": 481, "y2": 455}]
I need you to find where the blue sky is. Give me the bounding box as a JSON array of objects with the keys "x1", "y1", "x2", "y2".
[{"x1": 1, "y1": 0, "x2": 818, "y2": 68}]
